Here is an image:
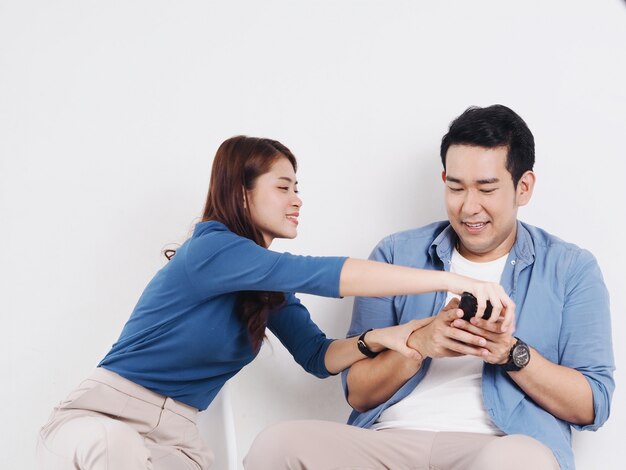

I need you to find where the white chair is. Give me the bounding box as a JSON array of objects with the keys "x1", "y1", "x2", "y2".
[{"x1": 196, "y1": 382, "x2": 239, "y2": 470}]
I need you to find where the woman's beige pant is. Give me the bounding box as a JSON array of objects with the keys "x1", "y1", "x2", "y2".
[
  {"x1": 244, "y1": 420, "x2": 561, "y2": 470},
  {"x1": 36, "y1": 368, "x2": 214, "y2": 470}
]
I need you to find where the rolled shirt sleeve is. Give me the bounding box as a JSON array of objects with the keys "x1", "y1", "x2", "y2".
[{"x1": 560, "y1": 249, "x2": 615, "y2": 431}]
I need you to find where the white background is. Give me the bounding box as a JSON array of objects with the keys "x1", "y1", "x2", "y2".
[{"x1": 1, "y1": 1, "x2": 625, "y2": 469}]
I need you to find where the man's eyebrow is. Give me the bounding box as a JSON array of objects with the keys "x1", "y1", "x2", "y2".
[
  {"x1": 476, "y1": 177, "x2": 499, "y2": 185},
  {"x1": 446, "y1": 175, "x2": 499, "y2": 185}
]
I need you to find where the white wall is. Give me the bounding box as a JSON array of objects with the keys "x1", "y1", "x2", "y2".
[{"x1": 2, "y1": 1, "x2": 624, "y2": 468}]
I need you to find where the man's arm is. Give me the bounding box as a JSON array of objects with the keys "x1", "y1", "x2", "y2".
[
  {"x1": 345, "y1": 340, "x2": 424, "y2": 412},
  {"x1": 453, "y1": 318, "x2": 594, "y2": 424},
  {"x1": 509, "y1": 347, "x2": 594, "y2": 424},
  {"x1": 452, "y1": 248, "x2": 614, "y2": 427},
  {"x1": 347, "y1": 300, "x2": 491, "y2": 412}
]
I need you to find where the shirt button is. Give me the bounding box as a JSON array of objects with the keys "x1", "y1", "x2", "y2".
[{"x1": 511, "y1": 260, "x2": 516, "y2": 265}]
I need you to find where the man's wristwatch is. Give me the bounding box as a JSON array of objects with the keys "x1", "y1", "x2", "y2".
[
  {"x1": 357, "y1": 329, "x2": 380, "y2": 358},
  {"x1": 503, "y1": 337, "x2": 531, "y2": 371}
]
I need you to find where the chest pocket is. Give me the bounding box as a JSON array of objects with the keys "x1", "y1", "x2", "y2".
[{"x1": 513, "y1": 283, "x2": 562, "y2": 363}]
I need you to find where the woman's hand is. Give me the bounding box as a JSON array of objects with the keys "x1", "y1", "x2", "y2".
[
  {"x1": 364, "y1": 318, "x2": 434, "y2": 360},
  {"x1": 446, "y1": 273, "x2": 516, "y2": 333}
]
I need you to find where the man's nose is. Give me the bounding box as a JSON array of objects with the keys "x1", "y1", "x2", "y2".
[{"x1": 461, "y1": 191, "x2": 481, "y2": 215}]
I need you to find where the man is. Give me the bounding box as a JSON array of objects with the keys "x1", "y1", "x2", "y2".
[{"x1": 244, "y1": 105, "x2": 614, "y2": 470}]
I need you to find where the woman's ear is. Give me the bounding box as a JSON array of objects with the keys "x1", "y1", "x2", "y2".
[
  {"x1": 516, "y1": 170, "x2": 536, "y2": 207},
  {"x1": 242, "y1": 186, "x2": 248, "y2": 209}
]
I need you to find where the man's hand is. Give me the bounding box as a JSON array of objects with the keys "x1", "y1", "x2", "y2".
[
  {"x1": 451, "y1": 316, "x2": 516, "y2": 364},
  {"x1": 408, "y1": 298, "x2": 491, "y2": 359}
]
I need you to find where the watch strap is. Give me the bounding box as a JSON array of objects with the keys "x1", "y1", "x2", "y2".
[{"x1": 357, "y1": 329, "x2": 380, "y2": 358}]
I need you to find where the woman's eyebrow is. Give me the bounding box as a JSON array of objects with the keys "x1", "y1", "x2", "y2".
[{"x1": 278, "y1": 176, "x2": 298, "y2": 184}]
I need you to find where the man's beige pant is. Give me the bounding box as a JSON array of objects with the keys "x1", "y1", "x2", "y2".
[
  {"x1": 36, "y1": 368, "x2": 214, "y2": 470},
  {"x1": 244, "y1": 420, "x2": 560, "y2": 470}
]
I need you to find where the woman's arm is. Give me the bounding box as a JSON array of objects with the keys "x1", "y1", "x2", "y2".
[
  {"x1": 324, "y1": 319, "x2": 432, "y2": 374},
  {"x1": 339, "y1": 258, "x2": 515, "y2": 332}
]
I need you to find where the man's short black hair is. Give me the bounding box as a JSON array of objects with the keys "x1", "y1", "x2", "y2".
[{"x1": 440, "y1": 104, "x2": 535, "y2": 187}]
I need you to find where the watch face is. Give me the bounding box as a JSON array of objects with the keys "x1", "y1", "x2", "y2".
[{"x1": 512, "y1": 344, "x2": 530, "y2": 368}]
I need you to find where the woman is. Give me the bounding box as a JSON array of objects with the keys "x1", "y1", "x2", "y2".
[{"x1": 37, "y1": 136, "x2": 513, "y2": 469}]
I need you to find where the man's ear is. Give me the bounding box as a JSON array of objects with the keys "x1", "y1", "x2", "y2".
[
  {"x1": 441, "y1": 171, "x2": 447, "y2": 183},
  {"x1": 516, "y1": 171, "x2": 536, "y2": 206}
]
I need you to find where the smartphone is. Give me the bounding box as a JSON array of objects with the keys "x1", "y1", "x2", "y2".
[{"x1": 458, "y1": 292, "x2": 492, "y2": 321}]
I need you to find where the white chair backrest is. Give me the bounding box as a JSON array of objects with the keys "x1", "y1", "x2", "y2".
[{"x1": 196, "y1": 382, "x2": 238, "y2": 470}]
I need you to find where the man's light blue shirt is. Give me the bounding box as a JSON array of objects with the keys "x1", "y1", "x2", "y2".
[{"x1": 342, "y1": 221, "x2": 614, "y2": 470}]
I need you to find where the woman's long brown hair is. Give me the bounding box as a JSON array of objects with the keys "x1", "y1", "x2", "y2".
[{"x1": 201, "y1": 136, "x2": 297, "y2": 350}]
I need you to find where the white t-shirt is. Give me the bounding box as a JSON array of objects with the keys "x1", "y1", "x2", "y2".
[{"x1": 372, "y1": 248, "x2": 509, "y2": 435}]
